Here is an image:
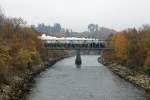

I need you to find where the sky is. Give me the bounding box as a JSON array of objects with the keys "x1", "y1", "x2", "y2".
[{"x1": 0, "y1": 0, "x2": 150, "y2": 32}]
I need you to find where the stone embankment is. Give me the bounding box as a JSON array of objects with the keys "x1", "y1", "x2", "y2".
[{"x1": 99, "y1": 58, "x2": 150, "y2": 92}]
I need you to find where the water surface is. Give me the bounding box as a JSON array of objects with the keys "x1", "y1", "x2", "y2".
[{"x1": 27, "y1": 55, "x2": 150, "y2": 100}]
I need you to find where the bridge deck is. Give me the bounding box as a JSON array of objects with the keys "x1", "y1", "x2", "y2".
[
  {"x1": 45, "y1": 48, "x2": 113, "y2": 50},
  {"x1": 43, "y1": 38, "x2": 113, "y2": 50}
]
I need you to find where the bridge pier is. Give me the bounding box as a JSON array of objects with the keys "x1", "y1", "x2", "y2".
[{"x1": 75, "y1": 50, "x2": 82, "y2": 65}]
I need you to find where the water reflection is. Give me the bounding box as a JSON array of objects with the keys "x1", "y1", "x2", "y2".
[{"x1": 76, "y1": 65, "x2": 81, "y2": 68}]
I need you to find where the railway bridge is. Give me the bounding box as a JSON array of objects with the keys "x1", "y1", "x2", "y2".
[{"x1": 40, "y1": 34, "x2": 113, "y2": 65}]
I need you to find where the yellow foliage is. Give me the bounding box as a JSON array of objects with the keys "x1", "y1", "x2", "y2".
[
  {"x1": 112, "y1": 33, "x2": 128, "y2": 61},
  {"x1": 17, "y1": 49, "x2": 32, "y2": 65},
  {"x1": 0, "y1": 46, "x2": 11, "y2": 70}
]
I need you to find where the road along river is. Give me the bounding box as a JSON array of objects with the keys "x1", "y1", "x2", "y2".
[{"x1": 26, "y1": 55, "x2": 150, "y2": 100}]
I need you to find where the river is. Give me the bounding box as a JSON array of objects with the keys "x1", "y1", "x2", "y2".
[{"x1": 26, "y1": 55, "x2": 150, "y2": 100}]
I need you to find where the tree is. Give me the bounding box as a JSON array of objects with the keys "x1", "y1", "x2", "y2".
[
  {"x1": 88, "y1": 24, "x2": 96, "y2": 33},
  {"x1": 112, "y1": 32, "x2": 128, "y2": 62},
  {"x1": 144, "y1": 51, "x2": 150, "y2": 75},
  {"x1": 0, "y1": 9, "x2": 5, "y2": 32},
  {"x1": 140, "y1": 25, "x2": 150, "y2": 74},
  {"x1": 125, "y1": 28, "x2": 143, "y2": 69},
  {"x1": 0, "y1": 46, "x2": 11, "y2": 70}
]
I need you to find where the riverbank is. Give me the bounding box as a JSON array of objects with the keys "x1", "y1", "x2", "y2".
[
  {"x1": 0, "y1": 57, "x2": 65, "y2": 100},
  {"x1": 99, "y1": 59, "x2": 150, "y2": 92}
]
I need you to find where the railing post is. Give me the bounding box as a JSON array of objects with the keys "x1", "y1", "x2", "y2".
[{"x1": 75, "y1": 49, "x2": 82, "y2": 65}]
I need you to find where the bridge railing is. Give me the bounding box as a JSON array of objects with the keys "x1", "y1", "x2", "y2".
[
  {"x1": 43, "y1": 39, "x2": 114, "y2": 50},
  {"x1": 44, "y1": 43, "x2": 106, "y2": 49}
]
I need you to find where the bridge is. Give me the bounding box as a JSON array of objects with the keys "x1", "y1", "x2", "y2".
[{"x1": 40, "y1": 34, "x2": 113, "y2": 65}]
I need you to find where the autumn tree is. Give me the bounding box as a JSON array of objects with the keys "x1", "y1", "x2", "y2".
[
  {"x1": 105, "y1": 26, "x2": 150, "y2": 74},
  {"x1": 112, "y1": 32, "x2": 128, "y2": 63},
  {"x1": 140, "y1": 25, "x2": 150, "y2": 74}
]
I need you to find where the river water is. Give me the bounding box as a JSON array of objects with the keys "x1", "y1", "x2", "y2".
[{"x1": 26, "y1": 55, "x2": 150, "y2": 100}]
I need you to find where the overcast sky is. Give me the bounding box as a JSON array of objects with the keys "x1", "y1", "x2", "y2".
[{"x1": 0, "y1": 0, "x2": 150, "y2": 32}]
